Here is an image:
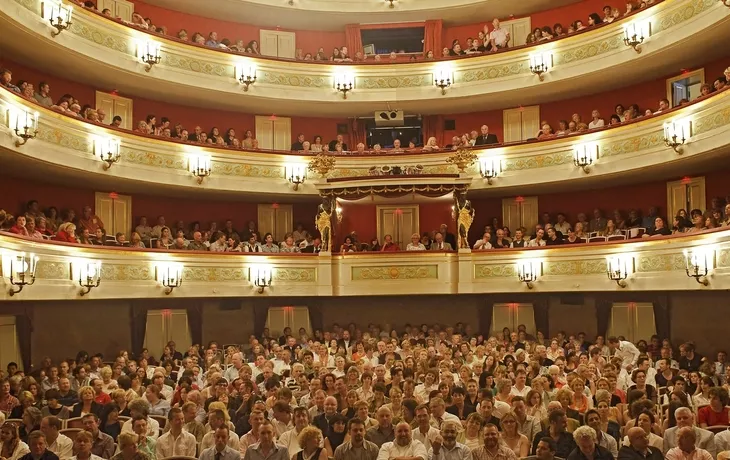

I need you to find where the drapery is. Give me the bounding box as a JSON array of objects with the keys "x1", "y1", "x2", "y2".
[
  {"x1": 348, "y1": 118, "x2": 367, "y2": 148},
  {"x1": 130, "y1": 304, "x2": 147, "y2": 357},
  {"x1": 15, "y1": 308, "x2": 33, "y2": 372},
  {"x1": 253, "y1": 303, "x2": 269, "y2": 337},
  {"x1": 532, "y1": 298, "x2": 550, "y2": 338},
  {"x1": 345, "y1": 24, "x2": 363, "y2": 57},
  {"x1": 320, "y1": 182, "x2": 467, "y2": 200},
  {"x1": 478, "y1": 301, "x2": 495, "y2": 338},
  {"x1": 595, "y1": 299, "x2": 613, "y2": 337},
  {"x1": 652, "y1": 295, "x2": 670, "y2": 340},
  {"x1": 422, "y1": 115, "x2": 444, "y2": 147},
  {"x1": 424, "y1": 20, "x2": 443, "y2": 56},
  {"x1": 185, "y1": 303, "x2": 203, "y2": 348}
]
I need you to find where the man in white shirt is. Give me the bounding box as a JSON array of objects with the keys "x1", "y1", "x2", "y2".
[
  {"x1": 428, "y1": 421, "x2": 472, "y2": 460},
  {"x1": 155, "y1": 407, "x2": 197, "y2": 458},
  {"x1": 41, "y1": 416, "x2": 73, "y2": 460},
  {"x1": 225, "y1": 353, "x2": 248, "y2": 382},
  {"x1": 271, "y1": 350, "x2": 293, "y2": 376},
  {"x1": 510, "y1": 370, "x2": 531, "y2": 398},
  {"x1": 278, "y1": 407, "x2": 320, "y2": 457},
  {"x1": 607, "y1": 337, "x2": 641, "y2": 371},
  {"x1": 121, "y1": 399, "x2": 161, "y2": 440},
  {"x1": 488, "y1": 18, "x2": 510, "y2": 50},
  {"x1": 413, "y1": 405, "x2": 440, "y2": 451},
  {"x1": 377, "y1": 422, "x2": 428, "y2": 460},
  {"x1": 665, "y1": 427, "x2": 713, "y2": 460},
  {"x1": 429, "y1": 398, "x2": 460, "y2": 430}
]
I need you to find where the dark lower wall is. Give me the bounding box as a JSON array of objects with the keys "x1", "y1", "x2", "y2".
[{"x1": 8, "y1": 291, "x2": 729, "y2": 366}]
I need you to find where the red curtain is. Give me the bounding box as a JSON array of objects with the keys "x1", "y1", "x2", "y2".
[
  {"x1": 422, "y1": 115, "x2": 444, "y2": 147},
  {"x1": 348, "y1": 118, "x2": 367, "y2": 147},
  {"x1": 424, "y1": 20, "x2": 443, "y2": 57},
  {"x1": 345, "y1": 24, "x2": 363, "y2": 57}
]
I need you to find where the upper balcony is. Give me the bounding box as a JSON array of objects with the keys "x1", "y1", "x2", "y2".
[
  {"x1": 2, "y1": 82, "x2": 729, "y2": 198},
  {"x1": 2, "y1": 0, "x2": 729, "y2": 116},
  {"x1": 138, "y1": 0, "x2": 580, "y2": 32}
]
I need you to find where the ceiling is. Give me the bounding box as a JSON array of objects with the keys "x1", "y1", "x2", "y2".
[
  {"x1": 3, "y1": 13, "x2": 730, "y2": 119},
  {"x1": 140, "y1": 0, "x2": 581, "y2": 32}
]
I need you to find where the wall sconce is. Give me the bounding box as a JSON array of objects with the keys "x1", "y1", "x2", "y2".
[
  {"x1": 623, "y1": 21, "x2": 650, "y2": 53},
  {"x1": 284, "y1": 164, "x2": 306, "y2": 191},
  {"x1": 386, "y1": 0, "x2": 396, "y2": 7},
  {"x1": 157, "y1": 263, "x2": 183, "y2": 294},
  {"x1": 663, "y1": 119, "x2": 691, "y2": 153},
  {"x1": 334, "y1": 72, "x2": 354, "y2": 99},
  {"x1": 529, "y1": 53, "x2": 551, "y2": 81},
  {"x1": 72, "y1": 259, "x2": 101, "y2": 296},
  {"x1": 573, "y1": 143, "x2": 599, "y2": 173},
  {"x1": 516, "y1": 259, "x2": 541, "y2": 289},
  {"x1": 478, "y1": 156, "x2": 501, "y2": 185},
  {"x1": 606, "y1": 255, "x2": 633, "y2": 288},
  {"x1": 433, "y1": 67, "x2": 452, "y2": 95},
  {"x1": 94, "y1": 137, "x2": 120, "y2": 169},
  {"x1": 188, "y1": 154, "x2": 211, "y2": 184},
  {"x1": 336, "y1": 205, "x2": 344, "y2": 225},
  {"x1": 683, "y1": 248, "x2": 713, "y2": 285},
  {"x1": 7, "y1": 106, "x2": 39, "y2": 147},
  {"x1": 137, "y1": 41, "x2": 161, "y2": 72},
  {"x1": 2, "y1": 252, "x2": 39, "y2": 296},
  {"x1": 236, "y1": 62, "x2": 257, "y2": 91},
  {"x1": 249, "y1": 265, "x2": 272, "y2": 293},
  {"x1": 41, "y1": 1, "x2": 73, "y2": 36}
]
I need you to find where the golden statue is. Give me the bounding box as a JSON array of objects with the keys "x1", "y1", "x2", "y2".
[
  {"x1": 456, "y1": 192, "x2": 475, "y2": 249},
  {"x1": 315, "y1": 197, "x2": 334, "y2": 252}
]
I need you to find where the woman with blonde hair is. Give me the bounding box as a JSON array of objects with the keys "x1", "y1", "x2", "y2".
[
  {"x1": 499, "y1": 412, "x2": 529, "y2": 457},
  {"x1": 569, "y1": 377, "x2": 593, "y2": 414},
  {"x1": 99, "y1": 367, "x2": 118, "y2": 394},
  {"x1": 421, "y1": 137, "x2": 440, "y2": 152},
  {"x1": 206, "y1": 401, "x2": 235, "y2": 430},
  {"x1": 0, "y1": 422, "x2": 30, "y2": 460},
  {"x1": 71, "y1": 385, "x2": 103, "y2": 417},
  {"x1": 456, "y1": 412, "x2": 483, "y2": 450},
  {"x1": 295, "y1": 425, "x2": 328, "y2": 460}
]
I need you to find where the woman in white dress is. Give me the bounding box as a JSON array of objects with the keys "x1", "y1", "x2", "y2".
[{"x1": 0, "y1": 423, "x2": 30, "y2": 460}]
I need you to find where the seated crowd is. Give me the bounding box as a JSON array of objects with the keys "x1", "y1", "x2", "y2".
[
  {"x1": 2, "y1": 66, "x2": 730, "y2": 155},
  {"x1": 2, "y1": 199, "x2": 730, "y2": 253},
  {"x1": 66, "y1": 0, "x2": 661, "y2": 63},
  {"x1": 1, "y1": 324, "x2": 730, "y2": 460}
]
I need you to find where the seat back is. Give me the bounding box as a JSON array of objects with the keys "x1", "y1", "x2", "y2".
[
  {"x1": 65, "y1": 417, "x2": 85, "y2": 429},
  {"x1": 150, "y1": 414, "x2": 167, "y2": 429},
  {"x1": 607, "y1": 235, "x2": 627, "y2": 241},
  {"x1": 628, "y1": 227, "x2": 646, "y2": 238},
  {"x1": 588, "y1": 236, "x2": 607, "y2": 243},
  {"x1": 60, "y1": 428, "x2": 84, "y2": 442}
]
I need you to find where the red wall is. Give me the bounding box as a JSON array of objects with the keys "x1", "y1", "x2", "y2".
[
  {"x1": 2, "y1": 168, "x2": 728, "y2": 239},
  {"x1": 130, "y1": 0, "x2": 346, "y2": 56},
  {"x1": 4, "y1": 55, "x2": 729, "y2": 146}
]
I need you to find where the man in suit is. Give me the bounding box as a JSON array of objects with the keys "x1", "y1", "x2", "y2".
[
  {"x1": 588, "y1": 208, "x2": 608, "y2": 232},
  {"x1": 290, "y1": 133, "x2": 305, "y2": 151},
  {"x1": 430, "y1": 232, "x2": 453, "y2": 251},
  {"x1": 474, "y1": 125, "x2": 499, "y2": 145},
  {"x1": 439, "y1": 224, "x2": 457, "y2": 249},
  {"x1": 337, "y1": 330, "x2": 353, "y2": 354},
  {"x1": 328, "y1": 134, "x2": 349, "y2": 152},
  {"x1": 662, "y1": 408, "x2": 716, "y2": 457},
  {"x1": 301, "y1": 236, "x2": 322, "y2": 253}
]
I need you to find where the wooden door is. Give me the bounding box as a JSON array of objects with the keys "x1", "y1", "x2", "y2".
[
  {"x1": 260, "y1": 30, "x2": 281, "y2": 57},
  {"x1": 608, "y1": 303, "x2": 656, "y2": 342},
  {"x1": 266, "y1": 307, "x2": 311, "y2": 337},
  {"x1": 502, "y1": 17, "x2": 532, "y2": 47},
  {"x1": 255, "y1": 116, "x2": 274, "y2": 150},
  {"x1": 95, "y1": 91, "x2": 133, "y2": 130},
  {"x1": 502, "y1": 108, "x2": 524, "y2": 143},
  {"x1": 376, "y1": 205, "x2": 419, "y2": 248},
  {"x1": 144, "y1": 309, "x2": 191, "y2": 357},
  {"x1": 273, "y1": 117, "x2": 292, "y2": 151},
  {"x1": 520, "y1": 196, "x2": 539, "y2": 235},
  {"x1": 257, "y1": 204, "x2": 293, "y2": 242},
  {"x1": 666, "y1": 176, "x2": 705, "y2": 220},
  {"x1": 113, "y1": 0, "x2": 134, "y2": 22},
  {"x1": 521, "y1": 106, "x2": 541, "y2": 141},
  {"x1": 94, "y1": 192, "x2": 132, "y2": 239},
  {"x1": 276, "y1": 32, "x2": 296, "y2": 59},
  {"x1": 492, "y1": 303, "x2": 535, "y2": 335},
  {"x1": 502, "y1": 199, "x2": 521, "y2": 232}
]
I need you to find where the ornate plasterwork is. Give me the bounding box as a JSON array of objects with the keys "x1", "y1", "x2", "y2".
[
  {"x1": 351, "y1": 265, "x2": 438, "y2": 280},
  {"x1": 273, "y1": 268, "x2": 317, "y2": 282},
  {"x1": 101, "y1": 264, "x2": 154, "y2": 281},
  {"x1": 35, "y1": 261, "x2": 70, "y2": 280},
  {"x1": 184, "y1": 267, "x2": 247, "y2": 282},
  {"x1": 10, "y1": 0, "x2": 719, "y2": 91}
]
